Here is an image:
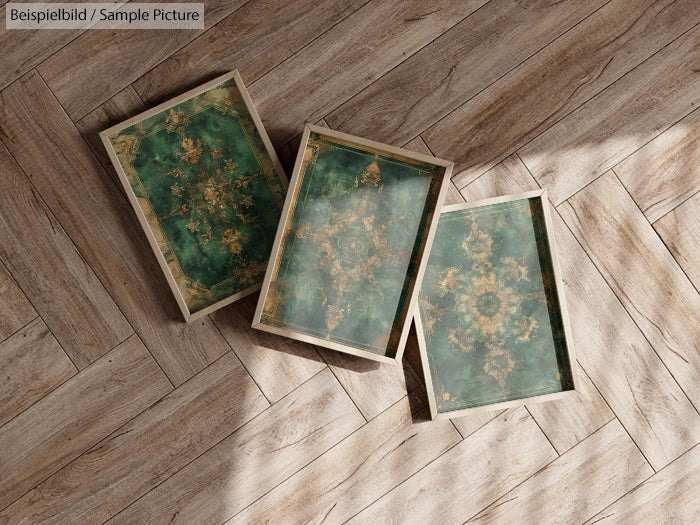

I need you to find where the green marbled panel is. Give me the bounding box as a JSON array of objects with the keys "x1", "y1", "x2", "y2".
[
  {"x1": 261, "y1": 132, "x2": 444, "y2": 357},
  {"x1": 108, "y1": 79, "x2": 285, "y2": 313},
  {"x1": 418, "y1": 197, "x2": 574, "y2": 413}
]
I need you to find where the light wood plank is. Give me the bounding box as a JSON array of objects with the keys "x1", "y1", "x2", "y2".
[
  {"x1": 519, "y1": 24, "x2": 700, "y2": 205},
  {"x1": 654, "y1": 191, "x2": 700, "y2": 290},
  {"x1": 451, "y1": 408, "x2": 505, "y2": 440},
  {"x1": 328, "y1": 0, "x2": 607, "y2": 147},
  {"x1": 0, "y1": 70, "x2": 231, "y2": 385},
  {"x1": 0, "y1": 334, "x2": 171, "y2": 510},
  {"x1": 249, "y1": 0, "x2": 487, "y2": 146},
  {"x1": 0, "y1": 317, "x2": 76, "y2": 426},
  {"x1": 227, "y1": 390, "x2": 461, "y2": 525},
  {"x1": 0, "y1": 352, "x2": 268, "y2": 524},
  {"x1": 36, "y1": 0, "x2": 249, "y2": 120},
  {"x1": 212, "y1": 294, "x2": 326, "y2": 403},
  {"x1": 560, "y1": 172, "x2": 700, "y2": 412},
  {"x1": 321, "y1": 348, "x2": 421, "y2": 421},
  {"x1": 422, "y1": 0, "x2": 698, "y2": 188},
  {"x1": 468, "y1": 419, "x2": 653, "y2": 524},
  {"x1": 616, "y1": 107, "x2": 700, "y2": 223},
  {"x1": 0, "y1": 4, "x2": 83, "y2": 90},
  {"x1": 585, "y1": 444, "x2": 700, "y2": 524},
  {"x1": 107, "y1": 368, "x2": 364, "y2": 525},
  {"x1": 74, "y1": 85, "x2": 146, "y2": 177},
  {"x1": 0, "y1": 140, "x2": 133, "y2": 367},
  {"x1": 461, "y1": 154, "x2": 700, "y2": 471},
  {"x1": 0, "y1": 261, "x2": 36, "y2": 341},
  {"x1": 347, "y1": 406, "x2": 557, "y2": 524},
  {"x1": 133, "y1": 0, "x2": 369, "y2": 107}
]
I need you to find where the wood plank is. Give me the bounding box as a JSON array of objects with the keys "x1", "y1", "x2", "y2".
[
  {"x1": 468, "y1": 419, "x2": 653, "y2": 524},
  {"x1": 107, "y1": 368, "x2": 364, "y2": 525},
  {"x1": 0, "y1": 334, "x2": 171, "y2": 511},
  {"x1": 328, "y1": 0, "x2": 607, "y2": 147},
  {"x1": 347, "y1": 406, "x2": 557, "y2": 524},
  {"x1": 0, "y1": 71, "x2": 232, "y2": 386},
  {"x1": 212, "y1": 294, "x2": 326, "y2": 403},
  {"x1": 585, "y1": 444, "x2": 700, "y2": 524},
  {"x1": 0, "y1": 317, "x2": 76, "y2": 426},
  {"x1": 0, "y1": 352, "x2": 268, "y2": 524},
  {"x1": 654, "y1": 191, "x2": 700, "y2": 290},
  {"x1": 0, "y1": 140, "x2": 133, "y2": 367},
  {"x1": 227, "y1": 390, "x2": 461, "y2": 525},
  {"x1": 321, "y1": 347, "x2": 421, "y2": 421},
  {"x1": 249, "y1": 0, "x2": 488, "y2": 146},
  {"x1": 0, "y1": 4, "x2": 83, "y2": 90},
  {"x1": 36, "y1": 0, "x2": 250, "y2": 120},
  {"x1": 616, "y1": 107, "x2": 700, "y2": 223},
  {"x1": 519, "y1": 24, "x2": 700, "y2": 205},
  {"x1": 560, "y1": 172, "x2": 700, "y2": 412},
  {"x1": 422, "y1": 0, "x2": 698, "y2": 188},
  {"x1": 74, "y1": 85, "x2": 146, "y2": 178},
  {"x1": 0, "y1": 261, "x2": 36, "y2": 341},
  {"x1": 461, "y1": 154, "x2": 700, "y2": 471}
]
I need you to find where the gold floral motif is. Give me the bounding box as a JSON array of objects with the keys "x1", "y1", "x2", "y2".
[
  {"x1": 164, "y1": 108, "x2": 190, "y2": 133},
  {"x1": 437, "y1": 266, "x2": 462, "y2": 296},
  {"x1": 361, "y1": 160, "x2": 381, "y2": 187},
  {"x1": 221, "y1": 228, "x2": 243, "y2": 256},
  {"x1": 515, "y1": 315, "x2": 538, "y2": 343},
  {"x1": 176, "y1": 137, "x2": 203, "y2": 164},
  {"x1": 483, "y1": 345, "x2": 516, "y2": 387}
]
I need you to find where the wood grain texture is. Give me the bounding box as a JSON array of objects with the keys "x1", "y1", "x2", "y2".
[
  {"x1": 560, "y1": 172, "x2": 700, "y2": 412},
  {"x1": 36, "y1": 0, "x2": 250, "y2": 120},
  {"x1": 0, "y1": 71, "x2": 231, "y2": 386},
  {"x1": 0, "y1": 352, "x2": 268, "y2": 525},
  {"x1": 616, "y1": 107, "x2": 700, "y2": 223},
  {"x1": 0, "y1": 262, "x2": 35, "y2": 342},
  {"x1": 654, "y1": 191, "x2": 700, "y2": 290},
  {"x1": 133, "y1": 0, "x2": 369, "y2": 107},
  {"x1": 75, "y1": 85, "x2": 146, "y2": 176},
  {"x1": 461, "y1": 154, "x2": 700, "y2": 471},
  {"x1": 519, "y1": 24, "x2": 700, "y2": 205},
  {"x1": 468, "y1": 419, "x2": 653, "y2": 524},
  {"x1": 108, "y1": 368, "x2": 364, "y2": 525},
  {"x1": 347, "y1": 407, "x2": 557, "y2": 524},
  {"x1": 328, "y1": 0, "x2": 606, "y2": 147},
  {"x1": 0, "y1": 141, "x2": 132, "y2": 367},
  {"x1": 424, "y1": 0, "x2": 698, "y2": 188},
  {"x1": 227, "y1": 390, "x2": 461, "y2": 525},
  {"x1": 585, "y1": 444, "x2": 700, "y2": 524},
  {"x1": 0, "y1": 318, "x2": 75, "y2": 426},
  {"x1": 0, "y1": 334, "x2": 171, "y2": 511},
  {"x1": 250, "y1": 0, "x2": 487, "y2": 146},
  {"x1": 212, "y1": 294, "x2": 326, "y2": 403}
]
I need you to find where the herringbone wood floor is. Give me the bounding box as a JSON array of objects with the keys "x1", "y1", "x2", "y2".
[{"x1": 1, "y1": 1, "x2": 698, "y2": 523}]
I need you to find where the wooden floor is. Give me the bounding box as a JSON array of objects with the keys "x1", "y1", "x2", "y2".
[{"x1": 1, "y1": 1, "x2": 698, "y2": 523}]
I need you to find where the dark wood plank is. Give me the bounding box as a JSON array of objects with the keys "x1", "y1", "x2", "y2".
[
  {"x1": 0, "y1": 352, "x2": 268, "y2": 524},
  {"x1": 328, "y1": 0, "x2": 607, "y2": 147},
  {"x1": 212, "y1": 294, "x2": 326, "y2": 403},
  {"x1": 616, "y1": 107, "x2": 700, "y2": 223},
  {"x1": 0, "y1": 261, "x2": 36, "y2": 341},
  {"x1": 519, "y1": 24, "x2": 700, "y2": 205},
  {"x1": 36, "y1": 0, "x2": 250, "y2": 120},
  {"x1": 422, "y1": 0, "x2": 698, "y2": 188},
  {"x1": 559, "y1": 172, "x2": 700, "y2": 413},
  {"x1": 347, "y1": 407, "x2": 557, "y2": 523},
  {"x1": 585, "y1": 444, "x2": 700, "y2": 524},
  {"x1": 107, "y1": 368, "x2": 363, "y2": 525},
  {"x1": 468, "y1": 420, "x2": 653, "y2": 524},
  {"x1": 0, "y1": 317, "x2": 76, "y2": 426},
  {"x1": 461, "y1": 154, "x2": 700, "y2": 471},
  {"x1": 74, "y1": 85, "x2": 146, "y2": 177},
  {"x1": 0, "y1": 71, "x2": 232, "y2": 386},
  {"x1": 133, "y1": 0, "x2": 370, "y2": 107},
  {"x1": 0, "y1": 334, "x2": 172, "y2": 510},
  {"x1": 227, "y1": 390, "x2": 461, "y2": 525},
  {"x1": 654, "y1": 191, "x2": 700, "y2": 290},
  {"x1": 0, "y1": 140, "x2": 133, "y2": 367},
  {"x1": 250, "y1": 0, "x2": 488, "y2": 146}
]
